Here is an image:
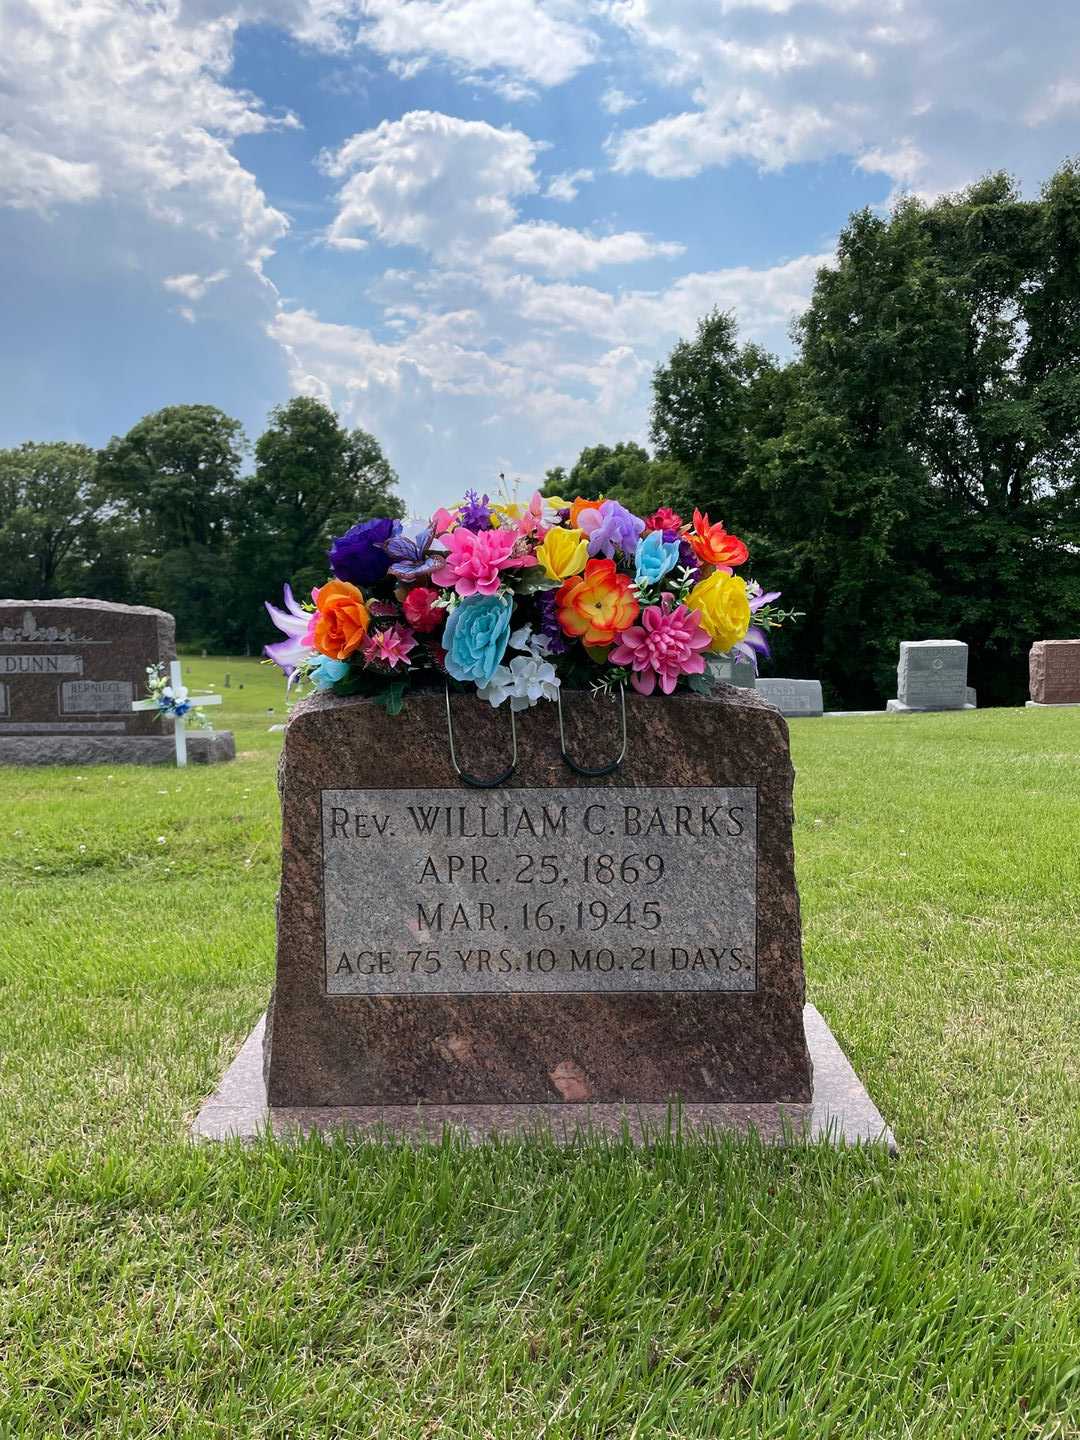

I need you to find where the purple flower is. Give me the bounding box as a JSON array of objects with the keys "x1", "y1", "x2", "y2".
[
  {"x1": 537, "y1": 590, "x2": 569, "y2": 654},
  {"x1": 264, "y1": 583, "x2": 315, "y2": 675},
  {"x1": 458, "y1": 489, "x2": 493, "y2": 532},
  {"x1": 385, "y1": 521, "x2": 438, "y2": 581},
  {"x1": 577, "y1": 500, "x2": 645, "y2": 558},
  {"x1": 328, "y1": 517, "x2": 401, "y2": 587}
]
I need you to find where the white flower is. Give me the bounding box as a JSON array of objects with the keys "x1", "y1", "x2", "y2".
[
  {"x1": 509, "y1": 623, "x2": 551, "y2": 657},
  {"x1": 479, "y1": 654, "x2": 560, "y2": 711}
]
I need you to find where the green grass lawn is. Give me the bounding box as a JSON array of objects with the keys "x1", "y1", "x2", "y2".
[{"x1": 1, "y1": 660, "x2": 1078, "y2": 1438}]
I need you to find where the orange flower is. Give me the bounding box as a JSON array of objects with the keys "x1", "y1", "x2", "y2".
[
  {"x1": 688, "y1": 509, "x2": 749, "y2": 569},
  {"x1": 313, "y1": 579, "x2": 370, "y2": 660},
  {"x1": 556, "y1": 558, "x2": 640, "y2": 648},
  {"x1": 569, "y1": 495, "x2": 605, "y2": 527}
]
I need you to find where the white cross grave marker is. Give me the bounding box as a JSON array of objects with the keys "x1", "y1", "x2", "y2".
[{"x1": 131, "y1": 660, "x2": 222, "y2": 767}]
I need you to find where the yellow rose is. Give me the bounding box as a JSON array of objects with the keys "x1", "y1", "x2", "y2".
[
  {"x1": 687, "y1": 571, "x2": 751, "y2": 653},
  {"x1": 535, "y1": 525, "x2": 589, "y2": 582}
]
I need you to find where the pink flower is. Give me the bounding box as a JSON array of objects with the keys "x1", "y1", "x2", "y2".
[
  {"x1": 430, "y1": 526, "x2": 535, "y2": 596},
  {"x1": 431, "y1": 507, "x2": 457, "y2": 535},
  {"x1": 361, "y1": 624, "x2": 417, "y2": 669},
  {"x1": 608, "y1": 595, "x2": 712, "y2": 695}
]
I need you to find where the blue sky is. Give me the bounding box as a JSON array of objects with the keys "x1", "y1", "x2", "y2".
[{"x1": 3, "y1": 1, "x2": 1079, "y2": 515}]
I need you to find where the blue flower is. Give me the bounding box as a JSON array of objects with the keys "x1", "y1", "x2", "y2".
[
  {"x1": 443, "y1": 594, "x2": 512, "y2": 686},
  {"x1": 311, "y1": 656, "x2": 350, "y2": 690},
  {"x1": 634, "y1": 530, "x2": 680, "y2": 586},
  {"x1": 328, "y1": 517, "x2": 401, "y2": 587}
]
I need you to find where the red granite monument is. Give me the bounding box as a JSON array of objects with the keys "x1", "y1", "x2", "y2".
[
  {"x1": 1028, "y1": 640, "x2": 1080, "y2": 707},
  {"x1": 194, "y1": 686, "x2": 893, "y2": 1147},
  {"x1": 0, "y1": 598, "x2": 234, "y2": 764}
]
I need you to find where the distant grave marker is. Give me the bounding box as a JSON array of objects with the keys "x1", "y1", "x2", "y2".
[
  {"x1": 0, "y1": 598, "x2": 234, "y2": 765},
  {"x1": 886, "y1": 640, "x2": 974, "y2": 713},
  {"x1": 1027, "y1": 640, "x2": 1080, "y2": 707},
  {"x1": 756, "y1": 678, "x2": 823, "y2": 717}
]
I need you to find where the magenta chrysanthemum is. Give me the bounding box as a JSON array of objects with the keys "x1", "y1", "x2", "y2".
[{"x1": 608, "y1": 595, "x2": 711, "y2": 695}]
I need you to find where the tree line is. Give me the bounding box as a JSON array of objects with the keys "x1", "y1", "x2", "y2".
[
  {"x1": 3, "y1": 166, "x2": 1079, "y2": 704},
  {"x1": 545, "y1": 166, "x2": 1080, "y2": 707},
  {"x1": 0, "y1": 397, "x2": 404, "y2": 655}
]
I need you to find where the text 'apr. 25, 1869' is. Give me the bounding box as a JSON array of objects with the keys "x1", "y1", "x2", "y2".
[{"x1": 321, "y1": 786, "x2": 757, "y2": 996}]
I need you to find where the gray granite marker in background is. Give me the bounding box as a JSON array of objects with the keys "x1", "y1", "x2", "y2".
[
  {"x1": 886, "y1": 639, "x2": 974, "y2": 712},
  {"x1": 756, "y1": 679, "x2": 823, "y2": 717}
]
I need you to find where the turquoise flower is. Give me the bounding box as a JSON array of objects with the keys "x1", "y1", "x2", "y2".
[
  {"x1": 634, "y1": 529, "x2": 680, "y2": 587},
  {"x1": 311, "y1": 656, "x2": 350, "y2": 690},
  {"x1": 443, "y1": 594, "x2": 512, "y2": 686}
]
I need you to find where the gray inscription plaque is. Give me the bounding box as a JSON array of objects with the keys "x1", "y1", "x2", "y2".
[
  {"x1": 0, "y1": 682, "x2": 7, "y2": 716},
  {"x1": 322, "y1": 786, "x2": 757, "y2": 996},
  {"x1": 60, "y1": 679, "x2": 134, "y2": 714},
  {"x1": 1, "y1": 654, "x2": 83, "y2": 676}
]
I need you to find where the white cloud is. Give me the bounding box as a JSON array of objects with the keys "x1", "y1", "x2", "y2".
[
  {"x1": 272, "y1": 247, "x2": 827, "y2": 503},
  {"x1": 600, "y1": 87, "x2": 642, "y2": 115},
  {"x1": 323, "y1": 110, "x2": 681, "y2": 277},
  {"x1": 355, "y1": 0, "x2": 597, "y2": 90},
  {"x1": 487, "y1": 222, "x2": 684, "y2": 276},
  {"x1": 322, "y1": 110, "x2": 541, "y2": 260},
  {"x1": 606, "y1": 0, "x2": 1080, "y2": 196},
  {"x1": 545, "y1": 167, "x2": 594, "y2": 202},
  {"x1": 0, "y1": 0, "x2": 288, "y2": 269},
  {"x1": 162, "y1": 270, "x2": 230, "y2": 301},
  {"x1": 0, "y1": 135, "x2": 101, "y2": 212}
]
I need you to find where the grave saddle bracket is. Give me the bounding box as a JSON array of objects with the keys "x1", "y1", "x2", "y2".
[{"x1": 557, "y1": 683, "x2": 627, "y2": 778}]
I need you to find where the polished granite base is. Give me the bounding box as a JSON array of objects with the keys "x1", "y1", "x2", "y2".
[{"x1": 192, "y1": 1004, "x2": 895, "y2": 1150}]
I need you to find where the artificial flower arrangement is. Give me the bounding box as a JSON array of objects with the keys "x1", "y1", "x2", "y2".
[
  {"x1": 264, "y1": 491, "x2": 796, "y2": 715},
  {"x1": 143, "y1": 663, "x2": 212, "y2": 727}
]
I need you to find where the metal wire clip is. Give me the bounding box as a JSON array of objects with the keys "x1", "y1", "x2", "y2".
[
  {"x1": 444, "y1": 683, "x2": 518, "y2": 788},
  {"x1": 557, "y1": 683, "x2": 627, "y2": 777}
]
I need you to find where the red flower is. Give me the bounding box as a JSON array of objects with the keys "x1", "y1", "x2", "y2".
[
  {"x1": 402, "y1": 585, "x2": 444, "y2": 634},
  {"x1": 644, "y1": 507, "x2": 684, "y2": 534},
  {"x1": 688, "y1": 510, "x2": 748, "y2": 569}
]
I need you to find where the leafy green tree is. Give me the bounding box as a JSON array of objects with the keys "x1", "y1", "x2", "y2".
[
  {"x1": 97, "y1": 405, "x2": 246, "y2": 553},
  {"x1": 0, "y1": 442, "x2": 100, "y2": 597},
  {"x1": 787, "y1": 165, "x2": 1080, "y2": 703},
  {"x1": 650, "y1": 311, "x2": 780, "y2": 509},
  {"x1": 232, "y1": 397, "x2": 405, "y2": 651}
]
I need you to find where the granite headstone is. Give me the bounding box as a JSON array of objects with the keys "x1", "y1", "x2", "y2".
[
  {"x1": 756, "y1": 678, "x2": 823, "y2": 718},
  {"x1": 1028, "y1": 640, "x2": 1080, "y2": 706},
  {"x1": 886, "y1": 640, "x2": 974, "y2": 713},
  {"x1": 262, "y1": 687, "x2": 813, "y2": 1109},
  {"x1": 0, "y1": 598, "x2": 234, "y2": 765}
]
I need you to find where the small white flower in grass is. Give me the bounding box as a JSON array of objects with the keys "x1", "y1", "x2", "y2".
[
  {"x1": 78, "y1": 845, "x2": 86, "y2": 853},
  {"x1": 157, "y1": 836, "x2": 167, "y2": 845}
]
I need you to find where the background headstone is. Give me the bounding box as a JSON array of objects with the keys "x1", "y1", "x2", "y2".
[
  {"x1": 886, "y1": 640, "x2": 973, "y2": 712},
  {"x1": 1028, "y1": 640, "x2": 1080, "y2": 706},
  {"x1": 263, "y1": 688, "x2": 813, "y2": 1108},
  {"x1": 0, "y1": 598, "x2": 234, "y2": 764},
  {"x1": 756, "y1": 678, "x2": 824, "y2": 717},
  {"x1": 712, "y1": 657, "x2": 757, "y2": 688}
]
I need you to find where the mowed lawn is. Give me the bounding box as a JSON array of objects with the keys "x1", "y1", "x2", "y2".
[{"x1": 1, "y1": 658, "x2": 1078, "y2": 1439}]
